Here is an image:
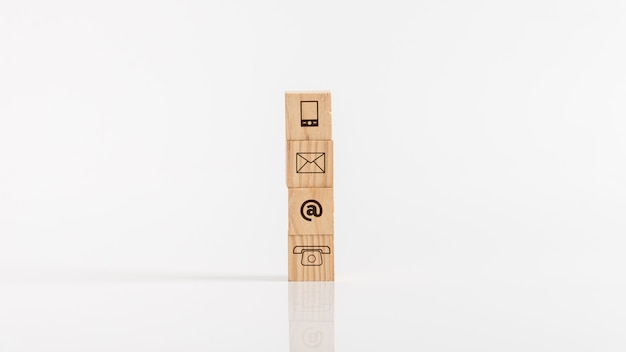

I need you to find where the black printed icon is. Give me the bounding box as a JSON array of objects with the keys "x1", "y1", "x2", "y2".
[
  {"x1": 296, "y1": 153, "x2": 325, "y2": 173},
  {"x1": 300, "y1": 199, "x2": 322, "y2": 221},
  {"x1": 293, "y1": 246, "x2": 331, "y2": 266},
  {"x1": 300, "y1": 101, "x2": 319, "y2": 127}
]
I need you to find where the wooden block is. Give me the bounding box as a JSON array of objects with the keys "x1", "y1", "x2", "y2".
[
  {"x1": 289, "y1": 235, "x2": 334, "y2": 281},
  {"x1": 285, "y1": 91, "x2": 332, "y2": 141},
  {"x1": 287, "y1": 140, "x2": 333, "y2": 188},
  {"x1": 289, "y1": 188, "x2": 334, "y2": 235}
]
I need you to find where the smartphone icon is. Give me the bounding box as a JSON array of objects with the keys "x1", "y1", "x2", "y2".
[
  {"x1": 300, "y1": 101, "x2": 319, "y2": 127},
  {"x1": 293, "y1": 246, "x2": 331, "y2": 266}
]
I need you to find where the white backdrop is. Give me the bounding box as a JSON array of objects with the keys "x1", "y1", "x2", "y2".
[
  {"x1": 1, "y1": 2, "x2": 626, "y2": 348},
  {"x1": 0, "y1": 0, "x2": 626, "y2": 352}
]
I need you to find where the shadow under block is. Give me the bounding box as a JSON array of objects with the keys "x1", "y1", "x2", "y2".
[
  {"x1": 287, "y1": 140, "x2": 333, "y2": 188},
  {"x1": 289, "y1": 188, "x2": 334, "y2": 235},
  {"x1": 285, "y1": 91, "x2": 332, "y2": 141},
  {"x1": 289, "y1": 235, "x2": 334, "y2": 281}
]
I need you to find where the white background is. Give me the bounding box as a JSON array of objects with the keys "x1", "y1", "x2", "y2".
[{"x1": 1, "y1": 0, "x2": 625, "y2": 350}]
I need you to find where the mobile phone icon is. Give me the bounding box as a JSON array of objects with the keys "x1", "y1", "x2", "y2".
[
  {"x1": 300, "y1": 101, "x2": 319, "y2": 127},
  {"x1": 293, "y1": 246, "x2": 331, "y2": 266}
]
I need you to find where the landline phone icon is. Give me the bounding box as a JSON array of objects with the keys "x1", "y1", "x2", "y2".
[{"x1": 293, "y1": 246, "x2": 331, "y2": 266}]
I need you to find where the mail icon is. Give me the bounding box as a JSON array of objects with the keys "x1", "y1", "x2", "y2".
[{"x1": 296, "y1": 152, "x2": 326, "y2": 173}]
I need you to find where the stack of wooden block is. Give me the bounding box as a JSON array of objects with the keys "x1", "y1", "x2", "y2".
[{"x1": 285, "y1": 91, "x2": 334, "y2": 281}]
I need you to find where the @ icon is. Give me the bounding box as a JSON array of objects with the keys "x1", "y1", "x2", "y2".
[{"x1": 300, "y1": 199, "x2": 322, "y2": 221}]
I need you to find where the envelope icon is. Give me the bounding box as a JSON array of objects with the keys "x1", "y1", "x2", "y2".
[{"x1": 296, "y1": 152, "x2": 325, "y2": 173}]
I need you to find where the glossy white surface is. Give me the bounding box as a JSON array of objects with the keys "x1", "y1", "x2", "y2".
[{"x1": 1, "y1": 268, "x2": 624, "y2": 351}]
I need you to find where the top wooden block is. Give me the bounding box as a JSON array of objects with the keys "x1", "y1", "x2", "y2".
[{"x1": 285, "y1": 91, "x2": 332, "y2": 141}]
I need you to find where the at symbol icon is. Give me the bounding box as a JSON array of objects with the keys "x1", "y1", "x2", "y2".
[{"x1": 300, "y1": 199, "x2": 322, "y2": 221}]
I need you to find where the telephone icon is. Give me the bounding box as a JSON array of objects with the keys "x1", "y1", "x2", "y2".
[{"x1": 293, "y1": 246, "x2": 331, "y2": 266}]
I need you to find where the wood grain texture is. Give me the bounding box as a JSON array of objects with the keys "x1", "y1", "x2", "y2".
[
  {"x1": 288, "y1": 188, "x2": 334, "y2": 235},
  {"x1": 285, "y1": 91, "x2": 332, "y2": 141},
  {"x1": 285, "y1": 91, "x2": 334, "y2": 281},
  {"x1": 286, "y1": 140, "x2": 333, "y2": 188},
  {"x1": 288, "y1": 235, "x2": 334, "y2": 281}
]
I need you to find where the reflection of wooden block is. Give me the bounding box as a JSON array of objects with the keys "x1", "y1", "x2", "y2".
[
  {"x1": 288, "y1": 282, "x2": 334, "y2": 322},
  {"x1": 288, "y1": 188, "x2": 333, "y2": 236},
  {"x1": 286, "y1": 141, "x2": 333, "y2": 188},
  {"x1": 289, "y1": 235, "x2": 334, "y2": 281},
  {"x1": 285, "y1": 91, "x2": 332, "y2": 141},
  {"x1": 289, "y1": 321, "x2": 335, "y2": 352}
]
